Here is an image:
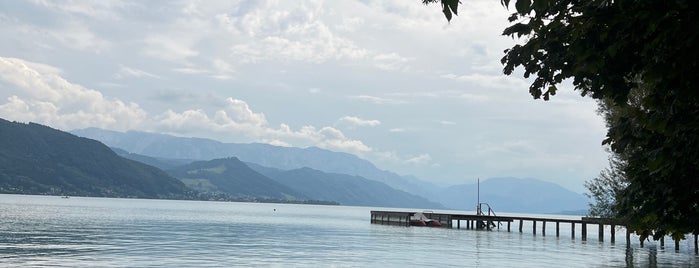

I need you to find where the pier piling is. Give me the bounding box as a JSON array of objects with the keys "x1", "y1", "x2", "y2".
[
  {"x1": 556, "y1": 222, "x2": 560, "y2": 237},
  {"x1": 533, "y1": 220, "x2": 536, "y2": 235},
  {"x1": 519, "y1": 220, "x2": 523, "y2": 233},
  {"x1": 542, "y1": 221, "x2": 546, "y2": 236}
]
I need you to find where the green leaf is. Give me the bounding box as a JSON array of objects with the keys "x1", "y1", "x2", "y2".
[
  {"x1": 501, "y1": 0, "x2": 511, "y2": 8},
  {"x1": 445, "y1": 0, "x2": 459, "y2": 15},
  {"x1": 442, "y1": 4, "x2": 452, "y2": 21},
  {"x1": 515, "y1": 0, "x2": 531, "y2": 14}
]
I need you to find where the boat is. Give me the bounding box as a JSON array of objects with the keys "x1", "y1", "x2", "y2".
[{"x1": 409, "y1": 211, "x2": 442, "y2": 227}]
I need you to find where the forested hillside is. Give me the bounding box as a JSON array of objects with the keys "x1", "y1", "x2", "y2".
[{"x1": 0, "y1": 119, "x2": 191, "y2": 198}]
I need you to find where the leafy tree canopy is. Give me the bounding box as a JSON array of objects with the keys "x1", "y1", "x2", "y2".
[{"x1": 425, "y1": 0, "x2": 699, "y2": 238}]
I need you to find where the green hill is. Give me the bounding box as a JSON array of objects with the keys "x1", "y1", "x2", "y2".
[
  {"x1": 250, "y1": 164, "x2": 445, "y2": 209},
  {"x1": 166, "y1": 157, "x2": 307, "y2": 200},
  {"x1": 0, "y1": 119, "x2": 191, "y2": 198}
]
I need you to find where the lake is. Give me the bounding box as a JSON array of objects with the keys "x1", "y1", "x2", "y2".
[{"x1": 1, "y1": 194, "x2": 697, "y2": 267}]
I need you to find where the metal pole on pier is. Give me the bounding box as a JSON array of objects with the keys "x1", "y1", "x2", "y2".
[{"x1": 477, "y1": 178, "x2": 480, "y2": 215}]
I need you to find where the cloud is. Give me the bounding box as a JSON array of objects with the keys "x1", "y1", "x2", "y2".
[
  {"x1": 8, "y1": 16, "x2": 111, "y2": 53},
  {"x1": 0, "y1": 57, "x2": 373, "y2": 156},
  {"x1": 405, "y1": 154, "x2": 432, "y2": 165},
  {"x1": 441, "y1": 73, "x2": 529, "y2": 91},
  {"x1": 128, "y1": 1, "x2": 419, "y2": 80},
  {"x1": 350, "y1": 95, "x2": 407, "y2": 105},
  {"x1": 389, "y1": 128, "x2": 405, "y2": 132},
  {"x1": 372, "y1": 52, "x2": 413, "y2": 71},
  {"x1": 0, "y1": 57, "x2": 146, "y2": 131},
  {"x1": 210, "y1": 59, "x2": 236, "y2": 79},
  {"x1": 143, "y1": 34, "x2": 199, "y2": 63},
  {"x1": 459, "y1": 92, "x2": 490, "y2": 102},
  {"x1": 477, "y1": 140, "x2": 537, "y2": 156},
  {"x1": 338, "y1": 116, "x2": 381, "y2": 127},
  {"x1": 315, "y1": 127, "x2": 372, "y2": 153},
  {"x1": 27, "y1": 0, "x2": 133, "y2": 20},
  {"x1": 152, "y1": 102, "x2": 373, "y2": 155},
  {"x1": 173, "y1": 67, "x2": 209, "y2": 74},
  {"x1": 438, "y1": 120, "x2": 456, "y2": 125},
  {"x1": 114, "y1": 66, "x2": 160, "y2": 79},
  {"x1": 373, "y1": 150, "x2": 434, "y2": 166},
  {"x1": 336, "y1": 17, "x2": 364, "y2": 32}
]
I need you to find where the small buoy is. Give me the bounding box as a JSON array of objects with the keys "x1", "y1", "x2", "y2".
[{"x1": 273, "y1": 209, "x2": 276, "y2": 211}]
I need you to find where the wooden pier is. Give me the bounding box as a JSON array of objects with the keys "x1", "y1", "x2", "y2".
[
  {"x1": 371, "y1": 210, "x2": 699, "y2": 253},
  {"x1": 371, "y1": 210, "x2": 630, "y2": 246}
]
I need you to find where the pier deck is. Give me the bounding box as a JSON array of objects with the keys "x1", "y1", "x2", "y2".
[{"x1": 370, "y1": 210, "x2": 627, "y2": 244}]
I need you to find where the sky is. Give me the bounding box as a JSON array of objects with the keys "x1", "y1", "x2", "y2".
[{"x1": 0, "y1": 0, "x2": 609, "y2": 193}]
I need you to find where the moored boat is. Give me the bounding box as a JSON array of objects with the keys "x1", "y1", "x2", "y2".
[{"x1": 410, "y1": 211, "x2": 441, "y2": 227}]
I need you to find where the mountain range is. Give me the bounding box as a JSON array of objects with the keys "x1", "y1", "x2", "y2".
[
  {"x1": 248, "y1": 163, "x2": 444, "y2": 208},
  {"x1": 436, "y1": 177, "x2": 589, "y2": 214},
  {"x1": 71, "y1": 128, "x2": 442, "y2": 199},
  {"x1": 0, "y1": 119, "x2": 591, "y2": 213},
  {"x1": 72, "y1": 127, "x2": 590, "y2": 214}
]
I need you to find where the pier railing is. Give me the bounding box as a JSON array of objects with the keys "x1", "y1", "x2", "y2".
[{"x1": 476, "y1": 203, "x2": 499, "y2": 230}]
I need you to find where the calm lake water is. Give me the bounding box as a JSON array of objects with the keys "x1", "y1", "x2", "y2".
[{"x1": 1, "y1": 194, "x2": 697, "y2": 267}]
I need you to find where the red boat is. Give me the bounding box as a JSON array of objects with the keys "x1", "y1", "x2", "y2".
[{"x1": 409, "y1": 211, "x2": 442, "y2": 227}]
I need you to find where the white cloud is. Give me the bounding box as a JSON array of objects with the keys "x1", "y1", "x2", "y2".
[
  {"x1": 438, "y1": 120, "x2": 456, "y2": 125},
  {"x1": 459, "y1": 92, "x2": 490, "y2": 102},
  {"x1": 152, "y1": 102, "x2": 373, "y2": 155},
  {"x1": 405, "y1": 154, "x2": 432, "y2": 165},
  {"x1": 389, "y1": 128, "x2": 405, "y2": 132},
  {"x1": 143, "y1": 35, "x2": 199, "y2": 63},
  {"x1": 210, "y1": 59, "x2": 236, "y2": 79},
  {"x1": 218, "y1": 98, "x2": 267, "y2": 127},
  {"x1": 0, "y1": 57, "x2": 373, "y2": 156},
  {"x1": 372, "y1": 52, "x2": 413, "y2": 71},
  {"x1": 27, "y1": 0, "x2": 132, "y2": 19},
  {"x1": 373, "y1": 150, "x2": 434, "y2": 167},
  {"x1": 173, "y1": 67, "x2": 209, "y2": 74},
  {"x1": 441, "y1": 73, "x2": 529, "y2": 91},
  {"x1": 336, "y1": 17, "x2": 364, "y2": 32},
  {"x1": 315, "y1": 127, "x2": 372, "y2": 153},
  {"x1": 477, "y1": 140, "x2": 537, "y2": 156},
  {"x1": 114, "y1": 66, "x2": 160, "y2": 79},
  {"x1": 0, "y1": 57, "x2": 146, "y2": 130},
  {"x1": 51, "y1": 21, "x2": 111, "y2": 52},
  {"x1": 263, "y1": 139, "x2": 291, "y2": 147},
  {"x1": 350, "y1": 95, "x2": 407, "y2": 105},
  {"x1": 338, "y1": 116, "x2": 381, "y2": 127}
]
